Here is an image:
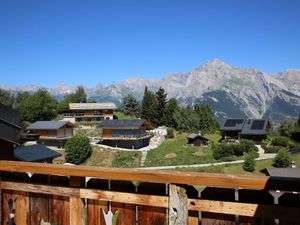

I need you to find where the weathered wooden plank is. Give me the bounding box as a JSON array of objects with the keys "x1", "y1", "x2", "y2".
[
  {"x1": 86, "y1": 178, "x2": 109, "y2": 225},
  {"x1": 30, "y1": 193, "x2": 49, "y2": 225},
  {"x1": 12, "y1": 191, "x2": 30, "y2": 225},
  {"x1": 111, "y1": 181, "x2": 135, "y2": 225},
  {"x1": 169, "y1": 184, "x2": 188, "y2": 225},
  {"x1": 70, "y1": 197, "x2": 84, "y2": 225},
  {"x1": 188, "y1": 199, "x2": 300, "y2": 220},
  {"x1": 137, "y1": 182, "x2": 167, "y2": 225},
  {"x1": 0, "y1": 161, "x2": 270, "y2": 190},
  {"x1": 1, "y1": 190, "x2": 11, "y2": 225},
  {"x1": 1, "y1": 181, "x2": 79, "y2": 197}
]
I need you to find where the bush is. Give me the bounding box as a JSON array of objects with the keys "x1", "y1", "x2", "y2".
[
  {"x1": 271, "y1": 136, "x2": 290, "y2": 147},
  {"x1": 212, "y1": 143, "x2": 234, "y2": 160},
  {"x1": 243, "y1": 153, "x2": 256, "y2": 172},
  {"x1": 167, "y1": 128, "x2": 174, "y2": 138},
  {"x1": 264, "y1": 145, "x2": 282, "y2": 153},
  {"x1": 272, "y1": 149, "x2": 291, "y2": 168},
  {"x1": 65, "y1": 134, "x2": 92, "y2": 164}
]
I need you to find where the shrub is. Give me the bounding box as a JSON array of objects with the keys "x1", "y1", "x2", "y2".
[
  {"x1": 243, "y1": 153, "x2": 256, "y2": 172},
  {"x1": 264, "y1": 145, "x2": 282, "y2": 153},
  {"x1": 167, "y1": 128, "x2": 174, "y2": 138},
  {"x1": 271, "y1": 136, "x2": 290, "y2": 147},
  {"x1": 65, "y1": 134, "x2": 92, "y2": 164},
  {"x1": 272, "y1": 149, "x2": 291, "y2": 168},
  {"x1": 248, "y1": 149, "x2": 259, "y2": 158},
  {"x1": 212, "y1": 143, "x2": 234, "y2": 160}
]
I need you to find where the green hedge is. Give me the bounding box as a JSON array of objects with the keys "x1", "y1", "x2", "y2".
[{"x1": 65, "y1": 134, "x2": 92, "y2": 164}]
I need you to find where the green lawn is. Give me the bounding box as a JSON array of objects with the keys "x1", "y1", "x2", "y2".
[
  {"x1": 176, "y1": 153, "x2": 300, "y2": 176},
  {"x1": 144, "y1": 132, "x2": 218, "y2": 167},
  {"x1": 114, "y1": 111, "x2": 135, "y2": 120}
]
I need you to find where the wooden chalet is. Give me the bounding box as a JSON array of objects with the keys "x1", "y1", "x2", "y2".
[
  {"x1": 0, "y1": 104, "x2": 21, "y2": 160},
  {"x1": 98, "y1": 119, "x2": 151, "y2": 149},
  {"x1": 27, "y1": 121, "x2": 75, "y2": 148},
  {"x1": 64, "y1": 103, "x2": 117, "y2": 123},
  {"x1": 187, "y1": 133, "x2": 209, "y2": 147},
  {"x1": 221, "y1": 118, "x2": 269, "y2": 143}
]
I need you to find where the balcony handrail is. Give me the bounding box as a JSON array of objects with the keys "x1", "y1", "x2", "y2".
[{"x1": 0, "y1": 161, "x2": 268, "y2": 190}]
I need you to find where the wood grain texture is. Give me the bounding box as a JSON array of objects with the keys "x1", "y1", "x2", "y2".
[
  {"x1": 12, "y1": 191, "x2": 30, "y2": 225},
  {"x1": 0, "y1": 161, "x2": 269, "y2": 190},
  {"x1": 30, "y1": 193, "x2": 49, "y2": 225},
  {"x1": 1, "y1": 190, "x2": 11, "y2": 225},
  {"x1": 169, "y1": 185, "x2": 188, "y2": 225}
]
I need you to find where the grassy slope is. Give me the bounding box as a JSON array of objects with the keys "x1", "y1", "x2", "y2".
[
  {"x1": 144, "y1": 132, "x2": 221, "y2": 167},
  {"x1": 177, "y1": 153, "x2": 300, "y2": 176},
  {"x1": 83, "y1": 146, "x2": 141, "y2": 168}
]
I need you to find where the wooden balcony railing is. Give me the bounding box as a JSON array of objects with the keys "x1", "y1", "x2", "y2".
[{"x1": 0, "y1": 161, "x2": 299, "y2": 225}]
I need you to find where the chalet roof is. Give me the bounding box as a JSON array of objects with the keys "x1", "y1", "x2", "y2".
[
  {"x1": 262, "y1": 168, "x2": 300, "y2": 179},
  {"x1": 27, "y1": 121, "x2": 75, "y2": 130},
  {"x1": 187, "y1": 133, "x2": 208, "y2": 140},
  {"x1": 14, "y1": 144, "x2": 61, "y2": 162},
  {"x1": 221, "y1": 119, "x2": 245, "y2": 131},
  {"x1": 69, "y1": 103, "x2": 117, "y2": 110},
  {"x1": 98, "y1": 119, "x2": 145, "y2": 129},
  {"x1": 0, "y1": 104, "x2": 21, "y2": 144},
  {"x1": 240, "y1": 119, "x2": 268, "y2": 135}
]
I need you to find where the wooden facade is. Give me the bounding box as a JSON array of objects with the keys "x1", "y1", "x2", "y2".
[
  {"x1": 64, "y1": 103, "x2": 117, "y2": 122},
  {"x1": 0, "y1": 161, "x2": 299, "y2": 225},
  {"x1": 99, "y1": 120, "x2": 151, "y2": 149},
  {"x1": 27, "y1": 121, "x2": 74, "y2": 148},
  {"x1": 187, "y1": 134, "x2": 209, "y2": 147}
]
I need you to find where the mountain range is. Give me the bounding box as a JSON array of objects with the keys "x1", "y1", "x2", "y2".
[{"x1": 2, "y1": 59, "x2": 300, "y2": 123}]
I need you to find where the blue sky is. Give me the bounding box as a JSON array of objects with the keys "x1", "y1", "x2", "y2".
[{"x1": 0, "y1": 0, "x2": 299, "y2": 87}]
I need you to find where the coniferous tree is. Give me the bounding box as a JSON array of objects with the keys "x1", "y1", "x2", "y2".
[
  {"x1": 165, "y1": 98, "x2": 178, "y2": 128},
  {"x1": 122, "y1": 94, "x2": 140, "y2": 117},
  {"x1": 155, "y1": 87, "x2": 167, "y2": 126},
  {"x1": 57, "y1": 86, "x2": 87, "y2": 113},
  {"x1": 298, "y1": 114, "x2": 300, "y2": 128},
  {"x1": 141, "y1": 86, "x2": 158, "y2": 125},
  {"x1": 194, "y1": 104, "x2": 219, "y2": 134}
]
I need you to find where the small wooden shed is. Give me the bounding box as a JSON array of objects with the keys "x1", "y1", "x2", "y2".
[{"x1": 187, "y1": 133, "x2": 209, "y2": 147}]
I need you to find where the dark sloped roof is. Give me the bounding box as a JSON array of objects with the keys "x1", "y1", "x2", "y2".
[
  {"x1": 98, "y1": 119, "x2": 145, "y2": 129},
  {"x1": 240, "y1": 119, "x2": 268, "y2": 135},
  {"x1": 187, "y1": 133, "x2": 208, "y2": 140},
  {"x1": 27, "y1": 121, "x2": 74, "y2": 130},
  {"x1": 0, "y1": 104, "x2": 21, "y2": 144},
  {"x1": 221, "y1": 119, "x2": 245, "y2": 131},
  {"x1": 14, "y1": 144, "x2": 61, "y2": 162},
  {"x1": 262, "y1": 168, "x2": 300, "y2": 179}
]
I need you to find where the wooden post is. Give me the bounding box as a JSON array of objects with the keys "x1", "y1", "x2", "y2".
[
  {"x1": 70, "y1": 176, "x2": 85, "y2": 225},
  {"x1": 169, "y1": 184, "x2": 188, "y2": 225}
]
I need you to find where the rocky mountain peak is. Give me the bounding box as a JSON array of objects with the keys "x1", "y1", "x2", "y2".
[{"x1": 201, "y1": 58, "x2": 231, "y2": 70}]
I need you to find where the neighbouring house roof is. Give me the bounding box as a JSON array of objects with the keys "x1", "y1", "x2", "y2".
[
  {"x1": 14, "y1": 144, "x2": 61, "y2": 162},
  {"x1": 27, "y1": 121, "x2": 75, "y2": 130},
  {"x1": 69, "y1": 103, "x2": 117, "y2": 110},
  {"x1": 98, "y1": 119, "x2": 145, "y2": 129},
  {"x1": 187, "y1": 133, "x2": 208, "y2": 140},
  {"x1": 262, "y1": 168, "x2": 300, "y2": 179},
  {"x1": 240, "y1": 119, "x2": 268, "y2": 135},
  {"x1": 221, "y1": 119, "x2": 246, "y2": 131},
  {"x1": 0, "y1": 104, "x2": 21, "y2": 144}
]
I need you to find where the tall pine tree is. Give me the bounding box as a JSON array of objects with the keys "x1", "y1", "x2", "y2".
[
  {"x1": 155, "y1": 87, "x2": 167, "y2": 126},
  {"x1": 165, "y1": 98, "x2": 178, "y2": 128},
  {"x1": 122, "y1": 94, "x2": 140, "y2": 117},
  {"x1": 141, "y1": 86, "x2": 158, "y2": 126}
]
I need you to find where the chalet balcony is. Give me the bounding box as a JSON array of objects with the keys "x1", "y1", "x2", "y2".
[
  {"x1": 64, "y1": 113, "x2": 107, "y2": 118},
  {"x1": 0, "y1": 161, "x2": 299, "y2": 225},
  {"x1": 102, "y1": 134, "x2": 151, "y2": 141}
]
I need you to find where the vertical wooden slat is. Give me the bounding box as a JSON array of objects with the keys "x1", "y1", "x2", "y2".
[
  {"x1": 49, "y1": 176, "x2": 70, "y2": 225},
  {"x1": 1, "y1": 190, "x2": 11, "y2": 225},
  {"x1": 13, "y1": 191, "x2": 30, "y2": 225},
  {"x1": 70, "y1": 176, "x2": 85, "y2": 225},
  {"x1": 86, "y1": 178, "x2": 109, "y2": 225},
  {"x1": 30, "y1": 193, "x2": 49, "y2": 225},
  {"x1": 169, "y1": 184, "x2": 188, "y2": 225},
  {"x1": 137, "y1": 183, "x2": 167, "y2": 225},
  {"x1": 110, "y1": 180, "x2": 136, "y2": 225}
]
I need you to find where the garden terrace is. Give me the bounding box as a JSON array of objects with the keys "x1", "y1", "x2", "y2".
[{"x1": 0, "y1": 161, "x2": 299, "y2": 225}]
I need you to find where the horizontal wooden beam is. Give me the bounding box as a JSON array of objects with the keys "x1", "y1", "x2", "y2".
[
  {"x1": 188, "y1": 199, "x2": 300, "y2": 220},
  {"x1": 0, "y1": 161, "x2": 268, "y2": 190}
]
